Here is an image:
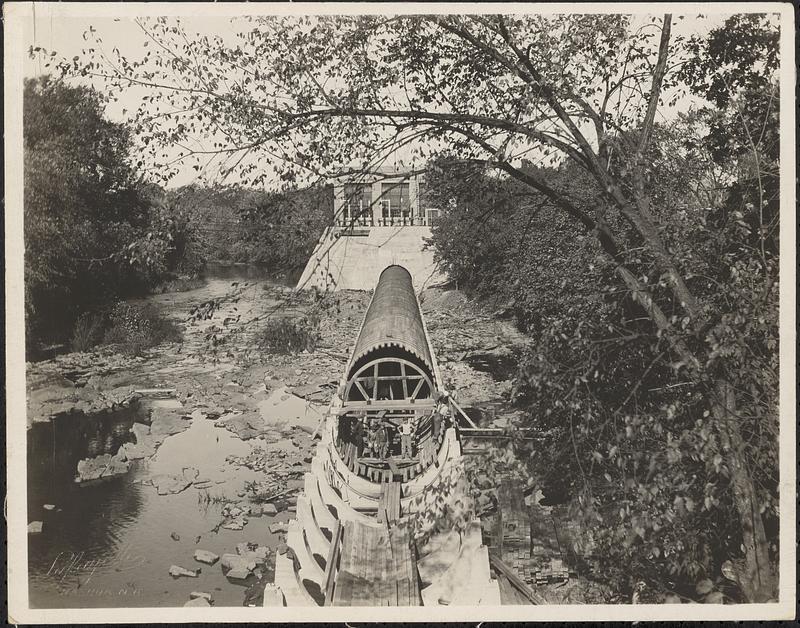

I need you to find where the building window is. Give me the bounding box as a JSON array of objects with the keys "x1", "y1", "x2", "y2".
[
  {"x1": 381, "y1": 182, "x2": 410, "y2": 225},
  {"x1": 380, "y1": 199, "x2": 392, "y2": 224},
  {"x1": 343, "y1": 184, "x2": 372, "y2": 225}
]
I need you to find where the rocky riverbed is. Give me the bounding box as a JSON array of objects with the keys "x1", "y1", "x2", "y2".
[{"x1": 26, "y1": 274, "x2": 526, "y2": 608}]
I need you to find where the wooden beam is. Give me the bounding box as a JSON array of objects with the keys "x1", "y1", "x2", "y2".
[
  {"x1": 354, "y1": 379, "x2": 371, "y2": 402},
  {"x1": 460, "y1": 428, "x2": 543, "y2": 439},
  {"x1": 355, "y1": 374, "x2": 423, "y2": 382},
  {"x1": 450, "y1": 398, "x2": 479, "y2": 428},
  {"x1": 410, "y1": 378, "x2": 424, "y2": 400},
  {"x1": 338, "y1": 400, "x2": 435, "y2": 412},
  {"x1": 459, "y1": 427, "x2": 505, "y2": 436},
  {"x1": 323, "y1": 521, "x2": 343, "y2": 606},
  {"x1": 356, "y1": 457, "x2": 419, "y2": 468}
]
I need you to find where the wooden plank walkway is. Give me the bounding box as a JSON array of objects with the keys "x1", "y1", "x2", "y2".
[
  {"x1": 331, "y1": 520, "x2": 420, "y2": 606},
  {"x1": 377, "y1": 481, "x2": 402, "y2": 525}
]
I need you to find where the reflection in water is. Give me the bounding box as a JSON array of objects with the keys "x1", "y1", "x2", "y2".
[
  {"x1": 26, "y1": 262, "x2": 308, "y2": 607},
  {"x1": 27, "y1": 405, "x2": 149, "y2": 604},
  {"x1": 27, "y1": 410, "x2": 285, "y2": 608},
  {"x1": 27, "y1": 405, "x2": 142, "y2": 519},
  {"x1": 29, "y1": 472, "x2": 147, "y2": 596}
]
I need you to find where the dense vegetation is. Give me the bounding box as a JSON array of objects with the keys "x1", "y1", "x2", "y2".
[
  {"x1": 23, "y1": 76, "x2": 182, "y2": 354},
  {"x1": 427, "y1": 16, "x2": 779, "y2": 602},
  {"x1": 162, "y1": 183, "x2": 331, "y2": 275}
]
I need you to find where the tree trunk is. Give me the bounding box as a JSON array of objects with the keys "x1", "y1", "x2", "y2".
[{"x1": 713, "y1": 378, "x2": 777, "y2": 602}]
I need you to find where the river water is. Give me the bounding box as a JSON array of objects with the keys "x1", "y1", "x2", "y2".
[
  {"x1": 27, "y1": 395, "x2": 319, "y2": 608},
  {"x1": 26, "y1": 263, "x2": 320, "y2": 608},
  {"x1": 203, "y1": 261, "x2": 300, "y2": 285}
]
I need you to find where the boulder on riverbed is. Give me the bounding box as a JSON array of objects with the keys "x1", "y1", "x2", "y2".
[
  {"x1": 236, "y1": 542, "x2": 269, "y2": 566},
  {"x1": 190, "y1": 591, "x2": 214, "y2": 603},
  {"x1": 221, "y1": 516, "x2": 247, "y2": 530},
  {"x1": 269, "y1": 522, "x2": 288, "y2": 534},
  {"x1": 261, "y1": 503, "x2": 278, "y2": 516},
  {"x1": 214, "y1": 411, "x2": 266, "y2": 440},
  {"x1": 245, "y1": 504, "x2": 263, "y2": 517},
  {"x1": 194, "y1": 549, "x2": 219, "y2": 565},
  {"x1": 146, "y1": 474, "x2": 192, "y2": 495},
  {"x1": 28, "y1": 521, "x2": 44, "y2": 534},
  {"x1": 149, "y1": 407, "x2": 192, "y2": 438},
  {"x1": 169, "y1": 565, "x2": 200, "y2": 578},
  {"x1": 118, "y1": 423, "x2": 157, "y2": 460},
  {"x1": 75, "y1": 452, "x2": 130, "y2": 483},
  {"x1": 221, "y1": 553, "x2": 257, "y2": 574},
  {"x1": 226, "y1": 568, "x2": 252, "y2": 581},
  {"x1": 184, "y1": 597, "x2": 210, "y2": 607},
  {"x1": 26, "y1": 375, "x2": 90, "y2": 425}
]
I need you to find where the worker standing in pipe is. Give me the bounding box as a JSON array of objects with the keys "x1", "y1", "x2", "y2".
[
  {"x1": 432, "y1": 408, "x2": 442, "y2": 441},
  {"x1": 375, "y1": 420, "x2": 389, "y2": 459},
  {"x1": 352, "y1": 413, "x2": 365, "y2": 456},
  {"x1": 400, "y1": 417, "x2": 414, "y2": 459}
]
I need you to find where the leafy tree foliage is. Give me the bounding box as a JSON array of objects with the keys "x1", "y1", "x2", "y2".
[
  {"x1": 427, "y1": 16, "x2": 780, "y2": 600},
  {"x1": 237, "y1": 185, "x2": 332, "y2": 276},
  {"x1": 163, "y1": 184, "x2": 265, "y2": 264},
  {"x1": 23, "y1": 76, "x2": 197, "y2": 353},
  {"x1": 25, "y1": 76, "x2": 147, "y2": 347},
  {"x1": 427, "y1": 157, "x2": 607, "y2": 334},
  {"x1": 163, "y1": 183, "x2": 331, "y2": 276}
]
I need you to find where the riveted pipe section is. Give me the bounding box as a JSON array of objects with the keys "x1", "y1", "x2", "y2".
[{"x1": 346, "y1": 265, "x2": 435, "y2": 384}]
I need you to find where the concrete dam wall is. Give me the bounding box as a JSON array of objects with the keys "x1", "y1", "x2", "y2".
[{"x1": 296, "y1": 226, "x2": 447, "y2": 292}]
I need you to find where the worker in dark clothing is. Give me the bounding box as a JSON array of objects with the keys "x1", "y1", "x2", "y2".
[
  {"x1": 338, "y1": 414, "x2": 352, "y2": 446},
  {"x1": 386, "y1": 422, "x2": 398, "y2": 456},
  {"x1": 432, "y1": 409, "x2": 442, "y2": 441},
  {"x1": 374, "y1": 421, "x2": 389, "y2": 459},
  {"x1": 352, "y1": 415, "x2": 364, "y2": 455}
]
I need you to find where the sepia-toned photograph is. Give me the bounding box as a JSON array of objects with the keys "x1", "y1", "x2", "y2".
[{"x1": 5, "y1": 2, "x2": 795, "y2": 622}]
